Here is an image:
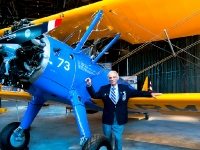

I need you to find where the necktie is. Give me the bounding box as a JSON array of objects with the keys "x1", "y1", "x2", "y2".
[{"x1": 110, "y1": 87, "x2": 117, "y2": 104}]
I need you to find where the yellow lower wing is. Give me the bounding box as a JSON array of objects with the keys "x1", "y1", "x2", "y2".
[
  {"x1": 0, "y1": 91, "x2": 31, "y2": 101},
  {"x1": 92, "y1": 93, "x2": 200, "y2": 116}
]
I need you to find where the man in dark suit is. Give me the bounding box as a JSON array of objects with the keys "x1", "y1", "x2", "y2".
[{"x1": 85, "y1": 70, "x2": 159, "y2": 150}]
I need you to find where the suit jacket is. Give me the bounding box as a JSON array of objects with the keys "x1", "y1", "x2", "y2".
[{"x1": 87, "y1": 84, "x2": 152, "y2": 125}]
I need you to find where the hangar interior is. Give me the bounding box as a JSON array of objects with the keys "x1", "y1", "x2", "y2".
[{"x1": 0, "y1": 0, "x2": 199, "y2": 93}]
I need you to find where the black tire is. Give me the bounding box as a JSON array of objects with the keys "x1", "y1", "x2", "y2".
[
  {"x1": 86, "y1": 109, "x2": 98, "y2": 114},
  {"x1": 144, "y1": 113, "x2": 149, "y2": 120},
  {"x1": 82, "y1": 134, "x2": 112, "y2": 150},
  {"x1": 0, "y1": 122, "x2": 30, "y2": 150}
]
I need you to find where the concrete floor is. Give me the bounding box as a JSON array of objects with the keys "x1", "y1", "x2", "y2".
[{"x1": 1, "y1": 100, "x2": 200, "y2": 150}]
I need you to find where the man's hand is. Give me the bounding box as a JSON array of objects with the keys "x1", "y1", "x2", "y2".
[{"x1": 85, "y1": 78, "x2": 92, "y2": 87}]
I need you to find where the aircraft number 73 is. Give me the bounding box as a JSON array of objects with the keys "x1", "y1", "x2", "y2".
[{"x1": 57, "y1": 57, "x2": 70, "y2": 71}]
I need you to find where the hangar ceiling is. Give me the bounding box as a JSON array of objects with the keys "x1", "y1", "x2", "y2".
[{"x1": 0, "y1": 0, "x2": 100, "y2": 28}]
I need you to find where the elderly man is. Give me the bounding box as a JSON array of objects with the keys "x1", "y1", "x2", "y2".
[{"x1": 85, "y1": 70, "x2": 159, "y2": 150}]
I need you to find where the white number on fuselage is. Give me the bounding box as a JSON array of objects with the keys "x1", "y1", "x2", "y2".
[{"x1": 57, "y1": 57, "x2": 70, "y2": 71}]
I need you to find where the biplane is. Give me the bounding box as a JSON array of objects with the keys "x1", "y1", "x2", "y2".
[{"x1": 0, "y1": 0, "x2": 200, "y2": 149}]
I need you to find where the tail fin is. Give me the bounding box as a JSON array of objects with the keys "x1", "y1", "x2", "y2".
[{"x1": 142, "y1": 76, "x2": 153, "y2": 91}]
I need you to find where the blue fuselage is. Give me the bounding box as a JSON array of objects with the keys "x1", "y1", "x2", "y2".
[{"x1": 28, "y1": 35, "x2": 110, "y2": 105}]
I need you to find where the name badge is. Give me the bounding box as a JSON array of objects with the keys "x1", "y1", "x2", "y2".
[{"x1": 104, "y1": 93, "x2": 108, "y2": 97}]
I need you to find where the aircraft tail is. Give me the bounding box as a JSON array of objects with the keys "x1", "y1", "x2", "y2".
[{"x1": 141, "y1": 76, "x2": 153, "y2": 92}]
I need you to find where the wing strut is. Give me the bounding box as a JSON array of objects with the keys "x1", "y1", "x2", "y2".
[
  {"x1": 74, "y1": 10, "x2": 103, "y2": 52},
  {"x1": 93, "y1": 33, "x2": 120, "y2": 63}
]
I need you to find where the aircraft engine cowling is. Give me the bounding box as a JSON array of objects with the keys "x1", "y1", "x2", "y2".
[{"x1": 0, "y1": 36, "x2": 50, "y2": 89}]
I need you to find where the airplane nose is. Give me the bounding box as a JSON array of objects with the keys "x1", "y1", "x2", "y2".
[{"x1": 0, "y1": 36, "x2": 48, "y2": 88}]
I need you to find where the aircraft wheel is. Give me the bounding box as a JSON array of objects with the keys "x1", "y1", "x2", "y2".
[
  {"x1": 86, "y1": 109, "x2": 98, "y2": 114},
  {"x1": 0, "y1": 122, "x2": 30, "y2": 150},
  {"x1": 82, "y1": 134, "x2": 112, "y2": 150},
  {"x1": 144, "y1": 113, "x2": 149, "y2": 120}
]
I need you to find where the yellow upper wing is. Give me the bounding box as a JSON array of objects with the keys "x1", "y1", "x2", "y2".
[{"x1": 1, "y1": 0, "x2": 200, "y2": 44}]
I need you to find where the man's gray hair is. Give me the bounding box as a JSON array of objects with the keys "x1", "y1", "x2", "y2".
[{"x1": 107, "y1": 70, "x2": 119, "y2": 79}]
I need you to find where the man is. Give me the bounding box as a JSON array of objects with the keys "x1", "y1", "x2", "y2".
[{"x1": 85, "y1": 70, "x2": 160, "y2": 150}]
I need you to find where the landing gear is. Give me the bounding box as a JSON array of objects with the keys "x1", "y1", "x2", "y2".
[
  {"x1": 82, "y1": 134, "x2": 112, "y2": 150},
  {"x1": 0, "y1": 122, "x2": 30, "y2": 150},
  {"x1": 129, "y1": 112, "x2": 150, "y2": 120},
  {"x1": 144, "y1": 112, "x2": 149, "y2": 120}
]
